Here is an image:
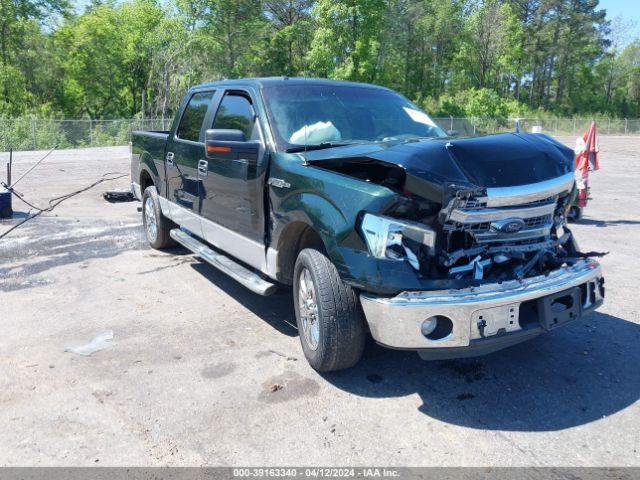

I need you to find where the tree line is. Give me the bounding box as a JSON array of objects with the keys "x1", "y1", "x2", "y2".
[{"x1": 1, "y1": 0, "x2": 639, "y2": 121}]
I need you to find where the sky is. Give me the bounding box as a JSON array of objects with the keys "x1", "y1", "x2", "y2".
[
  {"x1": 598, "y1": 0, "x2": 640, "y2": 38},
  {"x1": 70, "y1": 0, "x2": 640, "y2": 41}
]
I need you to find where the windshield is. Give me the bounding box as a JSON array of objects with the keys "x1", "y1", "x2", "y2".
[{"x1": 262, "y1": 84, "x2": 447, "y2": 152}]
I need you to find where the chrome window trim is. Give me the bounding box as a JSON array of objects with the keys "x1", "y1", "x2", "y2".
[{"x1": 485, "y1": 172, "x2": 575, "y2": 207}]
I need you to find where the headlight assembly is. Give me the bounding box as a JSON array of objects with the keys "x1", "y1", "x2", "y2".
[{"x1": 359, "y1": 213, "x2": 436, "y2": 270}]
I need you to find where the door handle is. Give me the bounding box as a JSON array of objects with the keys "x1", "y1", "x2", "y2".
[
  {"x1": 166, "y1": 152, "x2": 175, "y2": 165},
  {"x1": 198, "y1": 159, "x2": 208, "y2": 176}
]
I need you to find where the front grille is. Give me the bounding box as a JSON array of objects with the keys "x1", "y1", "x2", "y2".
[
  {"x1": 508, "y1": 196, "x2": 557, "y2": 208},
  {"x1": 445, "y1": 197, "x2": 558, "y2": 247},
  {"x1": 456, "y1": 195, "x2": 557, "y2": 211},
  {"x1": 461, "y1": 214, "x2": 552, "y2": 234},
  {"x1": 458, "y1": 197, "x2": 487, "y2": 210},
  {"x1": 525, "y1": 214, "x2": 553, "y2": 228},
  {"x1": 440, "y1": 175, "x2": 574, "y2": 273}
]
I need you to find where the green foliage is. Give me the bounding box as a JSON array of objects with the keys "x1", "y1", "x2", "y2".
[
  {"x1": 1, "y1": 0, "x2": 639, "y2": 134},
  {"x1": 306, "y1": 0, "x2": 386, "y2": 81},
  {"x1": 462, "y1": 88, "x2": 509, "y2": 121},
  {"x1": 54, "y1": 0, "x2": 166, "y2": 118},
  {"x1": 0, "y1": 117, "x2": 71, "y2": 151},
  {"x1": 0, "y1": 63, "x2": 30, "y2": 116}
]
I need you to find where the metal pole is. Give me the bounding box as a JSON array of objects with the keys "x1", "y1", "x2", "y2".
[
  {"x1": 10, "y1": 147, "x2": 56, "y2": 188},
  {"x1": 7, "y1": 148, "x2": 12, "y2": 185},
  {"x1": 31, "y1": 116, "x2": 37, "y2": 150},
  {"x1": 89, "y1": 118, "x2": 93, "y2": 146},
  {"x1": 625, "y1": 118, "x2": 628, "y2": 135}
]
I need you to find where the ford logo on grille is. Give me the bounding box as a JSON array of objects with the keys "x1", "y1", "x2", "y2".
[{"x1": 490, "y1": 218, "x2": 526, "y2": 233}]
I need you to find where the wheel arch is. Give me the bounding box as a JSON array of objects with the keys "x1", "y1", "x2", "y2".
[
  {"x1": 271, "y1": 191, "x2": 359, "y2": 285},
  {"x1": 140, "y1": 168, "x2": 154, "y2": 192},
  {"x1": 274, "y1": 221, "x2": 326, "y2": 285},
  {"x1": 139, "y1": 151, "x2": 161, "y2": 193}
]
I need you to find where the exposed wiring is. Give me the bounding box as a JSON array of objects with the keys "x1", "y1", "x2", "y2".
[{"x1": 0, "y1": 172, "x2": 128, "y2": 240}]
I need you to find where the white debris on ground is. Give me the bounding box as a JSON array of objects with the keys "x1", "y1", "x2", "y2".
[{"x1": 65, "y1": 330, "x2": 114, "y2": 356}]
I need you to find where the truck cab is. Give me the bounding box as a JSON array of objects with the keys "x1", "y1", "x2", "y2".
[{"x1": 131, "y1": 77, "x2": 604, "y2": 371}]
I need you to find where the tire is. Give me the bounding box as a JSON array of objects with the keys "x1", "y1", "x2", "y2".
[
  {"x1": 568, "y1": 205, "x2": 583, "y2": 222},
  {"x1": 293, "y1": 248, "x2": 366, "y2": 372},
  {"x1": 142, "y1": 186, "x2": 176, "y2": 249}
]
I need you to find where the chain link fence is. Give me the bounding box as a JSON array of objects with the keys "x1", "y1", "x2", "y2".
[
  {"x1": 1, "y1": 116, "x2": 639, "y2": 152},
  {"x1": 0, "y1": 118, "x2": 172, "y2": 152},
  {"x1": 434, "y1": 117, "x2": 640, "y2": 137}
]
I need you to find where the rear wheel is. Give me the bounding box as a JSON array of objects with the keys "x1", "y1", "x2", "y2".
[
  {"x1": 293, "y1": 248, "x2": 366, "y2": 372},
  {"x1": 142, "y1": 186, "x2": 175, "y2": 249}
]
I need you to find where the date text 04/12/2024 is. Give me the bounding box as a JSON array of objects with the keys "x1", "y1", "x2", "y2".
[{"x1": 232, "y1": 468, "x2": 400, "y2": 478}]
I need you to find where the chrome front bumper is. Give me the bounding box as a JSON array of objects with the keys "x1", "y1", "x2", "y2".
[{"x1": 360, "y1": 259, "x2": 604, "y2": 354}]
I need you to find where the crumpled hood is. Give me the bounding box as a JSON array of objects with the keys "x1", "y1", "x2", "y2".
[{"x1": 306, "y1": 133, "x2": 574, "y2": 202}]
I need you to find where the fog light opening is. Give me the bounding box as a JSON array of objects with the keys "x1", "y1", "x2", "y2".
[
  {"x1": 421, "y1": 315, "x2": 453, "y2": 340},
  {"x1": 421, "y1": 317, "x2": 438, "y2": 337}
]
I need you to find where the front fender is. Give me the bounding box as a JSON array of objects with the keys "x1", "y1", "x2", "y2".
[
  {"x1": 273, "y1": 191, "x2": 352, "y2": 258},
  {"x1": 272, "y1": 192, "x2": 445, "y2": 294},
  {"x1": 269, "y1": 169, "x2": 424, "y2": 293},
  {"x1": 269, "y1": 155, "x2": 461, "y2": 294}
]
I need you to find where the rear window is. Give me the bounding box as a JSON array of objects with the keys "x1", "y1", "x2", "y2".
[{"x1": 176, "y1": 91, "x2": 215, "y2": 142}]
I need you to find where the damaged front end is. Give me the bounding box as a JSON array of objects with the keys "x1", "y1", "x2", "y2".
[
  {"x1": 307, "y1": 133, "x2": 605, "y2": 357},
  {"x1": 310, "y1": 133, "x2": 604, "y2": 287},
  {"x1": 435, "y1": 172, "x2": 594, "y2": 282},
  {"x1": 354, "y1": 172, "x2": 594, "y2": 286}
]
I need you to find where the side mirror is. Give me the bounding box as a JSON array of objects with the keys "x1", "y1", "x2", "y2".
[
  {"x1": 204, "y1": 129, "x2": 260, "y2": 164},
  {"x1": 447, "y1": 130, "x2": 460, "y2": 137},
  {"x1": 206, "y1": 129, "x2": 246, "y2": 142}
]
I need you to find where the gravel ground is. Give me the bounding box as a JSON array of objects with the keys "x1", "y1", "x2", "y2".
[{"x1": 0, "y1": 137, "x2": 639, "y2": 467}]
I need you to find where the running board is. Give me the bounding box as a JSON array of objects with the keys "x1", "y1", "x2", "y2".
[{"x1": 170, "y1": 229, "x2": 277, "y2": 296}]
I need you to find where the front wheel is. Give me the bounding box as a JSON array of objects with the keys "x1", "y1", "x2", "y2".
[{"x1": 293, "y1": 248, "x2": 366, "y2": 372}]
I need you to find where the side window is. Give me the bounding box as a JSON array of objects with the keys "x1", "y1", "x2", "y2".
[
  {"x1": 212, "y1": 93, "x2": 257, "y2": 140},
  {"x1": 176, "y1": 91, "x2": 215, "y2": 142}
]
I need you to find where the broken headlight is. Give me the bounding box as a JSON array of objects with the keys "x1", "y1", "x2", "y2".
[{"x1": 359, "y1": 213, "x2": 436, "y2": 270}]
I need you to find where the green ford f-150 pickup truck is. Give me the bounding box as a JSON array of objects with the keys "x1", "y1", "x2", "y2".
[{"x1": 131, "y1": 77, "x2": 604, "y2": 371}]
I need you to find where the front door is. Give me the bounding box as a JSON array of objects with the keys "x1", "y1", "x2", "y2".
[
  {"x1": 165, "y1": 89, "x2": 216, "y2": 237},
  {"x1": 198, "y1": 89, "x2": 269, "y2": 270}
]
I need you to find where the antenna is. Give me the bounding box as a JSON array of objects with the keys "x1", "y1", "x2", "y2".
[{"x1": 302, "y1": 78, "x2": 309, "y2": 166}]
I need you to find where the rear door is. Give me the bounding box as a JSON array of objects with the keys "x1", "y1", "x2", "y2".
[
  {"x1": 198, "y1": 89, "x2": 269, "y2": 270},
  {"x1": 165, "y1": 89, "x2": 217, "y2": 236}
]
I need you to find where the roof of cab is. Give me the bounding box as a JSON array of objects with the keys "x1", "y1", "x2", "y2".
[{"x1": 189, "y1": 77, "x2": 392, "y2": 92}]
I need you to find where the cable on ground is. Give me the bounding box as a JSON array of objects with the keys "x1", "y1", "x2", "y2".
[{"x1": 0, "y1": 172, "x2": 128, "y2": 240}]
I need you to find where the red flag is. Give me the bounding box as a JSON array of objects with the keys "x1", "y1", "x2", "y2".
[{"x1": 574, "y1": 121, "x2": 599, "y2": 208}]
